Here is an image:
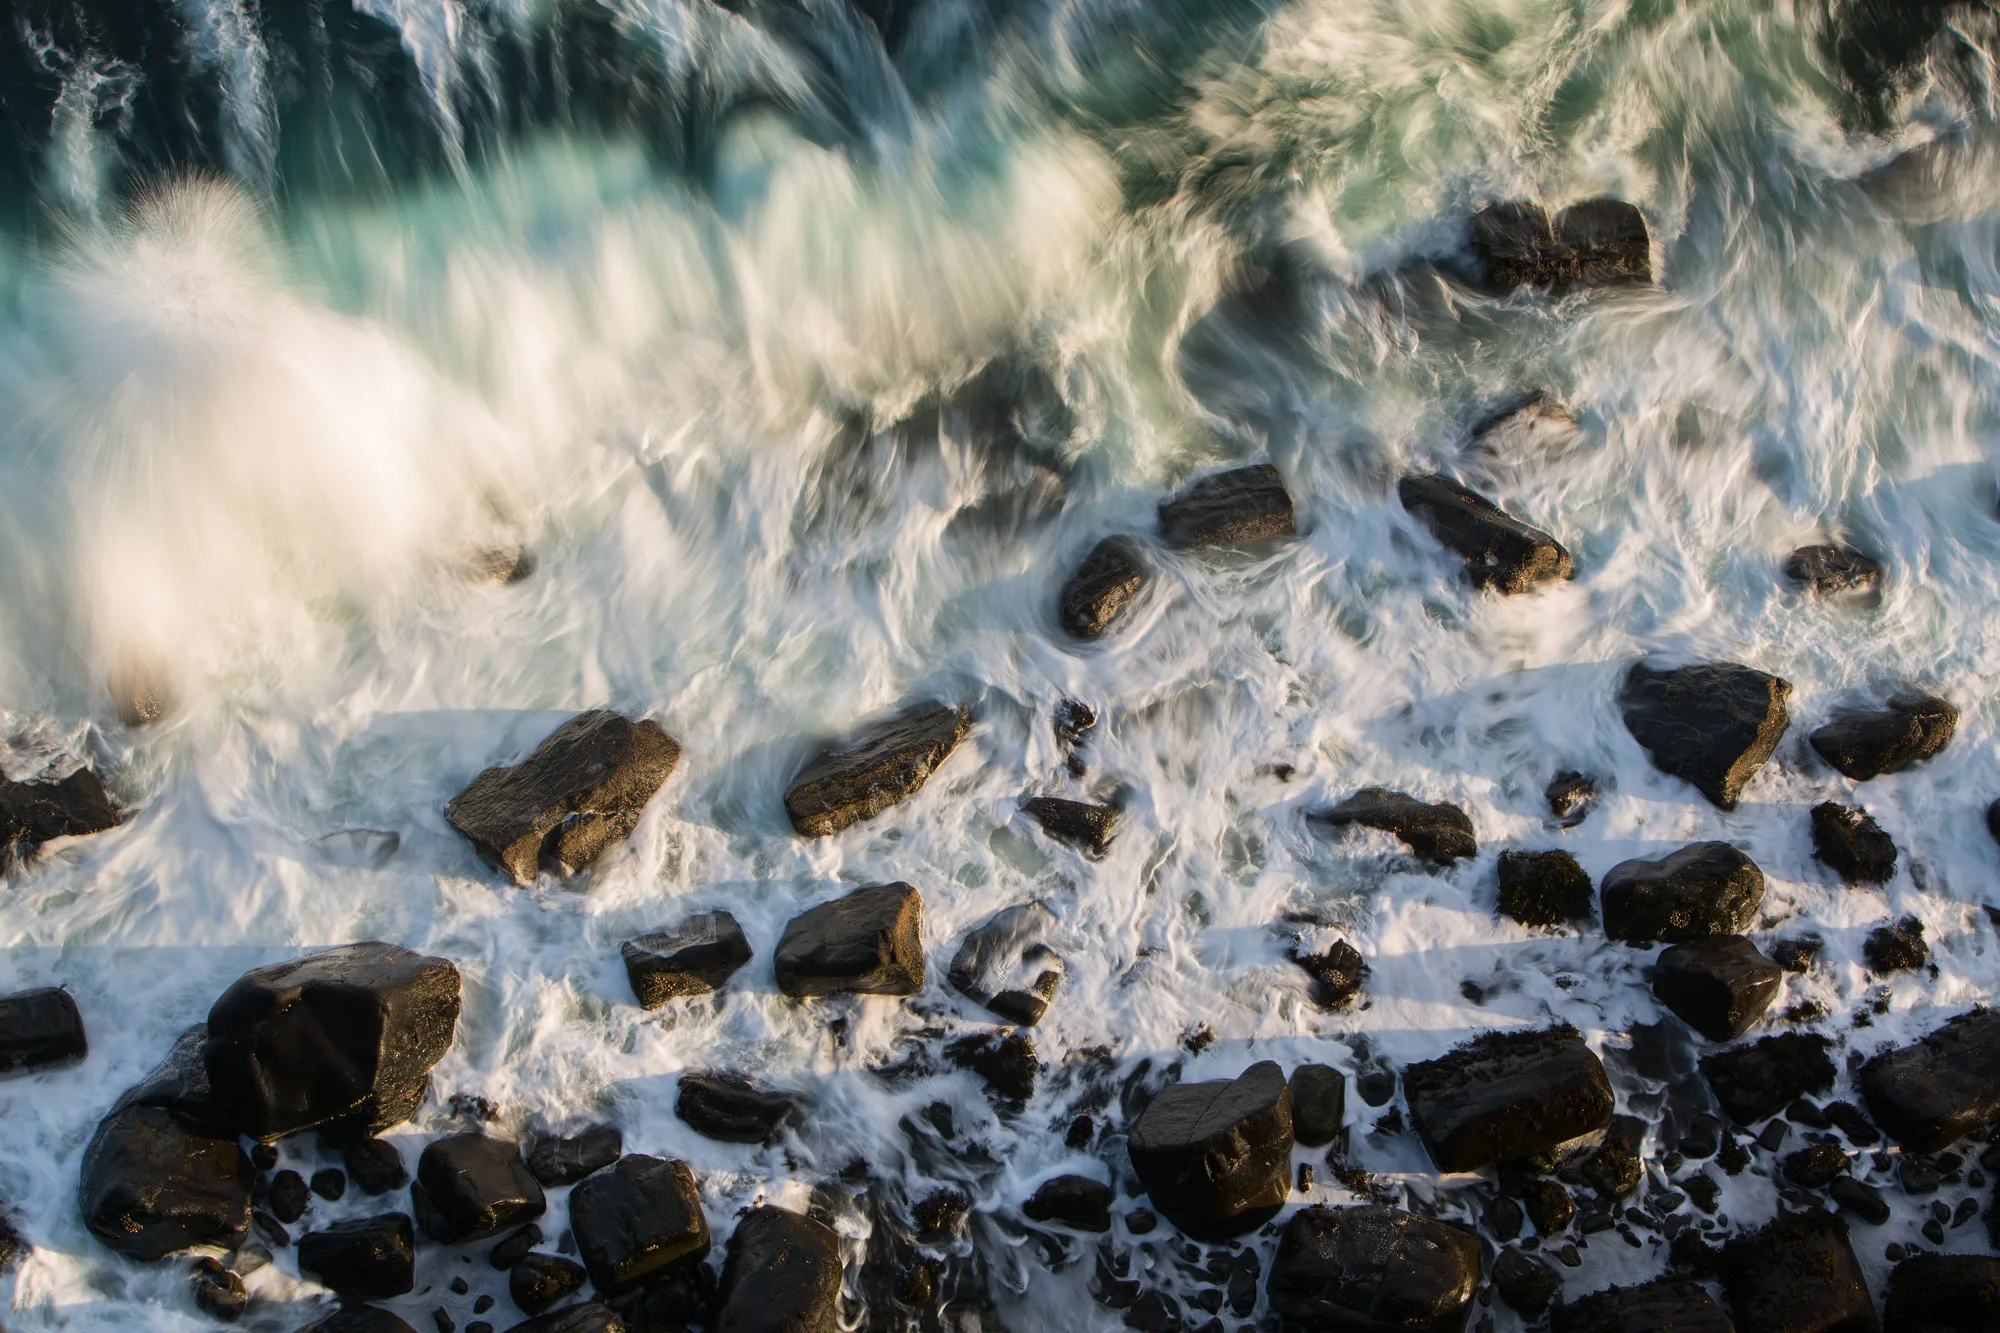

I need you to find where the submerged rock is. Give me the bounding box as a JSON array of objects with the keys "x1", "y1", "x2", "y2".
[
  {"x1": 1289, "y1": 1064, "x2": 1347, "y2": 1148},
  {"x1": 1884, "y1": 1253, "x2": 2000, "y2": 1331},
  {"x1": 1552, "y1": 1279, "x2": 1732, "y2": 1333},
  {"x1": 297, "y1": 1213, "x2": 415, "y2": 1300},
  {"x1": 714, "y1": 1206, "x2": 841, "y2": 1333},
  {"x1": 1600, "y1": 842, "x2": 1764, "y2": 944},
  {"x1": 510, "y1": 1253, "x2": 586, "y2": 1316},
  {"x1": 675, "y1": 1072, "x2": 802, "y2": 1145},
  {"x1": 622, "y1": 911, "x2": 753, "y2": 1008},
  {"x1": 1290, "y1": 938, "x2": 1368, "y2": 1009},
  {"x1": 1859, "y1": 1008, "x2": 2000, "y2": 1153},
  {"x1": 569, "y1": 1154, "x2": 709, "y2": 1294},
  {"x1": 774, "y1": 883, "x2": 925, "y2": 998},
  {"x1": 1811, "y1": 802, "x2": 1897, "y2": 885},
  {"x1": 1784, "y1": 544, "x2": 1880, "y2": 594},
  {"x1": 1496, "y1": 849, "x2": 1594, "y2": 928},
  {"x1": 1781, "y1": 1144, "x2": 1849, "y2": 1189},
  {"x1": 945, "y1": 1030, "x2": 1039, "y2": 1104},
  {"x1": 410, "y1": 1134, "x2": 546, "y2": 1245},
  {"x1": 108, "y1": 656, "x2": 174, "y2": 729},
  {"x1": 783, "y1": 702, "x2": 971, "y2": 837},
  {"x1": 1717, "y1": 1211, "x2": 1874, "y2": 1333},
  {"x1": 1397, "y1": 474, "x2": 1574, "y2": 593},
  {"x1": 1265, "y1": 1205, "x2": 1479, "y2": 1332},
  {"x1": 0, "y1": 986, "x2": 87, "y2": 1074},
  {"x1": 1019, "y1": 795, "x2": 1118, "y2": 855},
  {"x1": 1619, "y1": 661, "x2": 1791, "y2": 809},
  {"x1": 1492, "y1": 1247, "x2": 1558, "y2": 1315},
  {"x1": 1402, "y1": 1026, "x2": 1615, "y2": 1173},
  {"x1": 1864, "y1": 916, "x2": 1928, "y2": 973},
  {"x1": 1157, "y1": 463, "x2": 1296, "y2": 550},
  {"x1": 1472, "y1": 199, "x2": 1652, "y2": 292},
  {"x1": 947, "y1": 903, "x2": 1063, "y2": 1026},
  {"x1": 446, "y1": 711, "x2": 681, "y2": 883},
  {"x1": 1809, "y1": 693, "x2": 1957, "y2": 781},
  {"x1": 525, "y1": 1125, "x2": 621, "y2": 1188},
  {"x1": 1700, "y1": 1034, "x2": 1836, "y2": 1125},
  {"x1": 1310, "y1": 788, "x2": 1476, "y2": 864},
  {"x1": 1653, "y1": 936, "x2": 1784, "y2": 1042},
  {"x1": 1128, "y1": 1060, "x2": 1293, "y2": 1240},
  {"x1": 77, "y1": 1102, "x2": 254, "y2": 1261},
  {"x1": 189, "y1": 1256, "x2": 246, "y2": 1321},
  {"x1": 1545, "y1": 771, "x2": 1600, "y2": 826},
  {"x1": 1059, "y1": 537, "x2": 1148, "y2": 640},
  {"x1": 1022, "y1": 1175, "x2": 1113, "y2": 1232},
  {"x1": 0, "y1": 765, "x2": 121, "y2": 866}
]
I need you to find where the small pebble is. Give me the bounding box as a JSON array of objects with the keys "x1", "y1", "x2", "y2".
[
  {"x1": 1756, "y1": 1121, "x2": 1789, "y2": 1153},
  {"x1": 1125, "y1": 1209, "x2": 1156, "y2": 1236},
  {"x1": 1886, "y1": 1243, "x2": 1906, "y2": 1262},
  {"x1": 474, "y1": 1295, "x2": 494, "y2": 1314},
  {"x1": 433, "y1": 1312, "x2": 455, "y2": 1333},
  {"x1": 250, "y1": 1144, "x2": 278, "y2": 1172},
  {"x1": 449, "y1": 1277, "x2": 469, "y2": 1296},
  {"x1": 309, "y1": 1168, "x2": 346, "y2": 1201},
  {"x1": 1556, "y1": 1244, "x2": 1581, "y2": 1268},
  {"x1": 1956, "y1": 1197, "x2": 1982, "y2": 1227},
  {"x1": 1902, "y1": 1159, "x2": 1942, "y2": 1195},
  {"x1": 1923, "y1": 1218, "x2": 1946, "y2": 1245}
]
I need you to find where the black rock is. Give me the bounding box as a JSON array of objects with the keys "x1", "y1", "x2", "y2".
[
  {"x1": 346, "y1": 1139, "x2": 408, "y2": 1195},
  {"x1": 511, "y1": 1253, "x2": 586, "y2": 1316},
  {"x1": 622, "y1": 917, "x2": 750, "y2": 1012},
  {"x1": 1785, "y1": 544, "x2": 1880, "y2": 594},
  {"x1": 1809, "y1": 693, "x2": 1957, "y2": 782},
  {"x1": 1054, "y1": 699, "x2": 1096, "y2": 748},
  {"x1": 1492, "y1": 1247, "x2": 1558, "y2": 1315},
  {"x1": 1496, "y1": 850, "x2": 1594, "y2": 927},
  {"x1": 1310, "y1": 788, "x2": 1477, "y2": 864},
  {"x1": 0, "y1": 986, "x2": 87, "y2": 1074},
  {"x1": 1771, "y1": 937, "x2": 1822, "y2": 974},
  {"x1": 501, "y1": 1305, "x2": 625, "y2": 1333},
  {"x1": 773, "y1": 883, "x2": 925, "y2": 998},
  {"x1": 1619, "y1": 661, "x2": 1792, "y2": 809},
  {"x1": 601, "y1": 1250, "x2": 715, "y2": 1330},
  {"x1": 203, "y1": 942, "x2": 461, "y2": 1142},
  {"x1": 1828, "y1": 1176, "x2": 1889, "y2": 1226},
  {"x1": 0, "y1": 764, "x2": 121, "y2": 865},
  {"x1": 411, "y1": 1134, "x2": 546, "y2": 1245},
  {"x1": 913, "y1": 1189, "x2": 970, "y2": 1244},
  {"x1": 1265, "y1": 1204, "x2": 1479, "y2": 1333},
  {"x1": 1811, "y1": 802, "x2": 1898, "y2": 885},
  {"x1": 525, "y1": 1124, "x2": 622, "y2": 1188},
  {"x1": 190, "y1": 1255, "x2": 248, "y2": 1321},
  {"x1": 311, "y1": 1168, "x2": 345, "y2": 1201},
  {"x1": 1472, "y1": 198, "x2": 1652, "y2": 292},
  {"x1": 77, "y1": 1103, "x2": 254, "y2": 1260},
  {"x1": 1128, "y1": 1060, "x2": 1293, "y2": 1240},
  {"x1": 1020, "y1": 796, "x2": 1118, "y2": 855},
  {"x1": 1291, "y1": 938, "x2": 1368, "y2": 1008},
  {"x1": 1864, "y1": 917, "x2": 1928, "y2": 974},
  {"x1": 299, "y1": 1309, "x2": 420, "y2": 1333},
  {"x1": 1717, "y1": 1211, "x2": 1875, "y2": 1333},
  {"x1": 1402, "y1": 1026, "x2": 1615, "y2": 1173},
  {"x1": 1653, "y1": 936, "x2": 1784, "y2": 1041},
  {"x1": 297, "y1": 1213, "x2": 416, "y2": 1300},
  {"x1": 947, "y1": 902, "x2": 1064, "y2": 1026},
  {"x1": 1781, "y1": 1145, "x2": 1849, "y2": 1189},
  {"x1": 1060, "y1": 536, "x2": 1148, "y2": 640},
  {"x1": 268, "y1": 1170, "x2": 309, "y2": 1223},
  {"x1": 489, "y1": 1223, "x2": 542, "y2": 1270},
  {"x1": 1580, "y1": 1140, "x2": 1641, "y2": 1199},
  {"x1": 1398, "y1": 474, "x2": 1574, "y2": 593},
  {"x1": 1546, "y1": 771, "x2": 1600, "y2": 826},
  {"x1": 1552, "y1": 1279, "x2": 1731, "y2": 1333},
  {"x1": 714, "y1": 1206, "x2": 841, "y2": 1333},
  {"x1": 1700, "y1": 1034, "x2": 1836, "y2": 1125},
  {"x1": 1157, "y1": 464, "x2": 1296, "y2": 550},
  {"x1": 250, "y1": 1143, "x2": 278, "y2": 1171},
  {"x1": 1289, "y1": 1064, "x2": 1347, "y2": 1148},
  {"x1": 1022, "y1": 1175, "x2": 1113, "y2": 1232},
  {"x1": 569, "y1": 1154, "x2": 709, "y2": 1294},
  {"x1": 446, "y1": 711, "x2": 681, "y2": 883},
  {"x1": 1600, "y1": 842, "x2": 1765, "y2": 944},
  {"x1": 782, "y1": 701, "x2": 971, "y2": 837},
  {"x1": 1523, "y1": 1180, "x2": 1574, "y2": 1235},
  {"x1": 675, "y1": 1072, "x2": 802, "y2": 1145},
  {"x1": 1884, "y1": 1252, "x2": 2000, "y2": 1331},
  {"x1": 944, "y1": 1030, "x2": 1039, "y2": 1103},
  {"x1": 1859, "y1": 1008, "x2": 2000, "y2": 1152}
]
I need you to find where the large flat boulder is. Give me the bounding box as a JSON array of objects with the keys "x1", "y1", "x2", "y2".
[
  {"x1": 203, "y1": 942, "x2": 460, "y2": 1142},
  {"x1": 570, "y1": 1154, "x2": 709, "y2": 1294},
  {"x1": 77, "y1": 1103, "x2": 253, "y2": 1261},
  {"x1": 1059, "y1": 536, "x2": 1147, "y2": 640},
  {"x1": 714, "y1": 1206, "x2": 842, "y2": 1333},
  {"x1": 411, "y1": 1133, "x2": 546, "y2": 1244},
  {"x1": 676, "y1": 1072, "x2": 803, "y2": 1145},
  {"x1": 0, "y1": 764, "x2": 121, "y2": 865},
  {"x1": 1620, "y1": 661, "x2": 1791, "y2": 809},
  {"x1": 1019, "y1": 796, "x2": 1118, "y2": 855},
  {"x1": 1310, "y1": 788, "x2": 1476, "y2": 864},
  {"x1": 1265, "y1": 1205, "x2": 1479, "y2": 1333},
  {"x1": 1884, "y1": 1253, "x2": 2000, "y2": 1331},
  {"x1": 947, "y1": 902, "x2": 1064, "y2": 1026},
  {"x1": 1858, "y1": 1008, "x2": 2000, "y2": 1152},
  {"x1": 1701, "y1": 1034, "x2": 1836, "y2": 1125},
  {"x1": 1398, "y1": 474, "x2": 1574, "y2": 593},
  {"x1": 1552, "y1": 1279, "x2": 1732, "y2": 1333},
  {"x1": 447, "y1": 711, "x2": 681, "y2": 883},
  {"x1": 0, "y1": 986, "x2": 87, "y2": 1074},
  {"x1": 1402, "y1": 1025, "x2": 1614, "y2": 1173},
  {"x1": 297, "y1": 1213, "x2": 415, "y2": 1300},
  {"x1": 1811, "y1": 802, "x2": 1897, "y2": 885},
  {"x1": 1128, "y1": 1060, "x2": 1293, "y2": 1240},
  {"x1": 774, "y1": 883, "x2": 925, "y2": 998},
  {"x1": 1718, "y1": 1211, "x2": 1877, "y2": 1333},
  {"x1": 1809, "y1": 693, "x2": 1957, "y2": 781},
  {"x1": 622, "y1": 911, "x2": 752, "y2": 1008},
  {"x1": 1600, "y1": 842, "x2": 1764, "y2": 944},
  {"x1": 1157, "y1": 464, "x2": 1296, "y2": 550},
  {"x1": 783, "y1": 702, "x2": 971, "y2": 837},
  {"x1": 1653, "y1": 936, "x2": 1783, "y2": 1042}
]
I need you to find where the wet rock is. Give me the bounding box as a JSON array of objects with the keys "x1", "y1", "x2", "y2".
[
  {"x1": 1157, "y1": 463, "x2": 1295, "y2": 550},
  {"x1": 203, "y1": 942, "x2": 460, "y2": 1143},
  {"x1": 1310, "y1": 788, "x2": 1476, "y2": 864},
  {"x1": 1497, "y1": 849, "x2": 1594, "y2": 927},
  {"x1": 1402, "y1": 1026, "x2": 1615, "y2": 1173},
  {"x1": 714, "y1": 1206, "x2": 841, "y2": 1333},
  {"x1": 1771, "y1": 937, "x2": 1822, "y2": 974},
  {"x1": 1128, "y1": 1060, "x2": 1293, "y2": 1240},
  {"x1": 268, "y1": 1170, "x2": 309, "y2": 1223},
  {"x1": 0, "y1": 764, "x2": 121, "y2": 865},
  {"x1": 1398, "y1": 474, "x2": 1574, "y2": 593},
  {"x1": 1619, "y1": 660, "x2": 1791, "y2": 809},
  {"x1": 1863, "y1": 917, "x2": 1928, "y2": 973},
  {"x1": 1884, "y1": 1252, "x2": 2000, "y2": 1331},
  {"x1": 1552, "y1": 1279, "x2": 1731, "y2": 1333},
  {"x1": 1023, "y1": 1175, "x2": 1113, "y2": 1232},
  {"x1": 600, "y1": 1251, "x2": 715, "y2": 1330},
  {"x1": 466, "y1": 544, "x2": 537, "y2": 586},
  {"x1": 1054, "y1": 699, "x2": 1097, "y2": 749},
  {"x1": 346, "y1": 1140, "x2": 407, "y2": 1196},
  {"x1": 1700, "y1": 1034, "x2": 1836, "y2": 1125},
  {"x1": 0, "y1": 986, "x2": 87, "y2": 1074},
  {"x1": 190, "y1": 1255, "x2": 247, "y2": 1321},
  {"x1": 1809, "y1": 693, "x2": 1957, "y2": 782},
  {"x1": 1291, "y1": 938, "x2": 1368, "y2": 1008},
  {"x1": 1785, "y1": 544, "x2": 1880, "y2": 594},
  {"x1": 1266, "y1": 1204, "x2": 1479, "y2": 1332},
  {"x1": 1545, "y1": 771, "x2": 1600, "y2": 826},
  {"x1": 1600, "y1": 842, "x2": 1764, "y2": 944},
  {"x1": 947, "y1": 902, "x2": 1064, "y2": 1026},
  {"x1": 447, "y1": 711, "x2": 681, "y2": 882},
  {"x1": 1061, "y1": 537, "x2": 1148, "y2": 640},
  {"x1": 1781, "y1": 1145, "x2": 1848, "y2": 1189},
  {"x1": 1858, "y1": 1008, "x2": 2000, "y2": 1152},
  {"x1": 1290, "y1": 1064, "x2": 1347, "y2": 1148},
  {"x1": 622, "y1": 911, "x2": 753, "y2": 1008},
  {"x1": 297, "y1": 1213, "x2": 416, "y2": 1300},
  {"x1": 912, "y1": 1189, "x2": 970, "y2": 1244},
  {"x1": 1472, "y1": 198, "x2": 1652, "y2": 292},
  {"x1": 675, "y1": 1072, "x2": 802, "y2": 1145},
  {"x1": 1493, "y1": 1247, "x2": 1558, "y2": 1315},
  {"x1": 511, "y1": 1253, "x2": 587, "y2": 1315},
  {"x1": 78, "y1": 1103, "x2": 254, "y2": 1260},
  {"x1": 1828, "y1": 1176, "x2": 1889, "y2": 1226},
  {"x1": 489, "y1": 1224, "x2": 542, "y2": 1270},
  {"x1": 1020, "y1": 795, "x2": 1118, "y2": 855},
  {"x1": 411, "y1": 1134, "x2": 546, "y2": 1245},
  {"x1": 525, "y1": 1125, "x2": 622, "y2": 1188},
  {"x1": 1580, "y1": 1139, "x2": 1642, "y2": 1199},
  {"x1": 945, "y1": 1030, "x2": 1039, "y2": 1103},
  {"x1": 502, "y1": 1305, "x2": 624, "y2": 1333},
  {"x1": 1523, "y1": 1180, "x2": 1575, "y2": 1235},
  {"x1": 1653, "y1": 936, "x2": 1784, "y2": 1041},
  {"x1": 1811, "y1": 802, "x2": 1897, "y2": 886},
  {"x1": 774, "y1": 883, "x2": 925, "y2": 998},
  {"x1": 311, "y1": 1168, "x2": 345, "y2": 1201},
  {"x1": 299, "y1": 1309, "x2": 420, "y2": 1333},
  {"x1": 569, "y1": 1154, "x2": 709, "y2": 1294},
  {"x1": 782, "y1": 701, "x2": 971, "y2": 837},
  {"x1": 1717, "y1": 1211, "x2": 1875, "y2": 1333}
]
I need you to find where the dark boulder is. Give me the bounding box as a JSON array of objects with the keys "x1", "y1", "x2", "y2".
[
  {"x1": 1310, "y1": 788, "x2": 1476, "y2": 864},
  {"x1": 189, "y1": 1255, "x2": 247, "y2": 1321},
  {"x1": 1402, "y1": 1025, "x2": 1614, "y2": 1172},
  {"x1": 569, "y1": 1154, "x2": 709, "y2": 1294},
  {"x1": 502, "y1": 1305, "x2": 626, "y2": 1333},
  {"x1": 773, "y1": 883, "x2": 925, "y2": 998},
  {"x1": 1829, "y1": 1176, "x2": 1890, "y2": 1226},
  {"x1": 0, "y1": 986, "x2": 87, "y2": 1074},
  {"x1": 1809, "y1": 694, "x2": 1957, "y2": 781},
  {"x1": 1884, "y1": 1253, "x2": 2000, "y2": 1332},
  {"x1": 944, "y1": 1030, "x2": 1039, "y2": 1103},
  {"x1": 1060, "y1": 536, "x2": 1148, "y2": 640},
  {"x1": 1522, "y1": 1180, "x2": 1574, "y2": 1235},
  {"x1": 0, "y1": 763, "x2": 121, "y2": 865},
  {"x1": 489, "y1": 1223, "x2": 542, "y2": 1269},
  {"x1": 622, "y1": 912, "x2": 752, "y2": 1008},
  {"x1": 1019, "y1": 796, "x2": 1118, "y2": 855},
  {"x1": 675, "y1": 1072, "x2": 802, "y2": 1145},
  {"x1": 203, "y1": 942, "x2": 460, "y2": 1142},
  {"x1": 782, "y1": 702, "x2": 971, "y2": 837},
  {"x1": 1785, "y1": 544, "x2": 1880, "y2": 594},
  {"x1": 1718, "y1": 1211, "x2": 1876, "y2": 1333},
  {"x1": 1492, "y1": 1247, "x2": 1559, "y2": 1316},
  {"x1": 1863, "y1": 917, "x2": 1928, "y2": 973},
  {"x1": 1128, "y1": 1060, "x2": 1293, "y2": 1240},
  {"x1": 714, "y1": 1206, "x2": 841, "y2": 1333},
  {"x1": 511, "y1": 1253, "x2": 587, "y2": 1315},
  {"x1": 1291, "y1": 938, "x2": 1368, "y2": 1009},
  {"x1": 525, "y1": 1124, "x2": 621, "y2": 1188},
  {"x1": 268, "y1": 1169, "x2": 309, "y2": 1223},
  {"x1": 446, "y1": 711, "x2": 681, "y2": 883},
  {"x1": 297, "y1": 1213, "x2": 415, "y2": 1300},
  {"x1": 311, "y1": 1168, "x2": 345, "y2": 1201},
  {"x1": 1700, "y1": 1034, "x2": 1836, "y2": 1125},
  {"x1": 1811, "y1": 802, "x2": 1897, "y2": 885},
  {"x1": 107, "y1": 1023, "x2": 228, "y2": 1133},
  {"x1": 1546, "y1": 771, "x2": 1600, "y2": 826},
  {"x1": 1022, "y1": 1175, "x2": 1112, "y2": 1232},
  {"x1": 1265, "y1": 1204, "x2": 1479, "y2": 1333},
  {"x1": 1472, "y1": 199, "x2": 1651, "y2": 291},
  {"x1": 1858, "y1": 1008, "x2": 2000, "y2": 1152},
  {"x1": 1497, "y1": 849, "x2": 1594, "y2": 927},
  {"x1": 1600, "y1": 842, "x2": 1764, "y2": 944},
  {"x1": 1157, "y1": 464, "x2": 1295, "y2": 550},
  {"x1": 1653, "y1": 936, "x2": 1784, "y2": 1041},
  {"x1": 298, "y1": 1309, "x2": 419, "y2": 1333},
  {"x1": 346, "y1": 1139, "x2": 408, "y2": 1195},
  {"x1": 411, "y1": 1134, "x2": 546, "y2": 1244},
  {"x1": 947, "y1": 903, "x2": 1063, "y2": 1026},
  {"x1": 1619, "y1": 661, "x2": 1791, "y2": 809},
  {"x1": 1289, "y1": 1064, "x2": 1347, "y2": 1148},
  {"x1": 1782, "y1": 1144, "x2": 1849, "y2": 1189},
  {"x1": 1397, "y1": 474, "x2": 1574, "y2": 593},
  {"x1": 1552, "y1": 1279, "x2": 1732, "y2": 1333},
  {"x1": 77, "y1": 1103, "x2": 254, "y2": 1260}
]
